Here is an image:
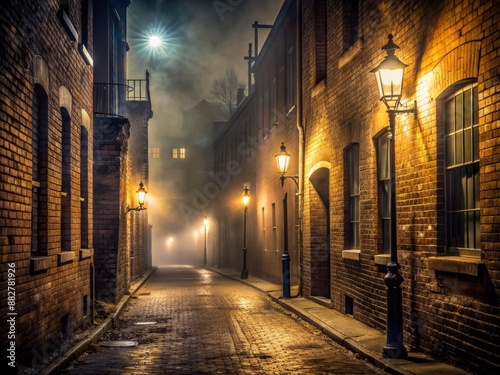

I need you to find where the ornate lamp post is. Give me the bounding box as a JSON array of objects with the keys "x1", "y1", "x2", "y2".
[
  {"x1": 126, "y1": 181, "x2": 147, "y2": 213},
  {"x1": 371, "y1": 34, "x2": 416, "y2": 359},
  {"x1": 241, "y1": 185, "x2": 250, "y2": 279},
  {"x1": 203, "y1": 216, "x2": 208, "y2": 266},
  {"x1": 275, "y1": 142, "x2": 299, "y2": 298}
]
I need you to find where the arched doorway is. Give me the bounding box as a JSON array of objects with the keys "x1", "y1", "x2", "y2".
[{"x1": 308, "y1": 165, "x2": 330, "y2": 298}]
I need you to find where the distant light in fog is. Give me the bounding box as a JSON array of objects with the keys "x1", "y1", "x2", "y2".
[{"x1": 148, "y1": 35, "x2": 162, "y2": 48}]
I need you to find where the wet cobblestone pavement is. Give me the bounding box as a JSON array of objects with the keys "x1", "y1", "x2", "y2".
[{"x1": 62, "y1": 266, "x2": 386, "y2": 374}]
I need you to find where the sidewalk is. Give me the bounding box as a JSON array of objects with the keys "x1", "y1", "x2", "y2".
[{"x1": 208, "y1": 267, "x2": 471, "y2": 375}]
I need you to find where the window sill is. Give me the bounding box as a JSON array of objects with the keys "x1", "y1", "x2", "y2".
[
  {"x1": 79, "y1": 44, "x2": 93, "y2": 66},
  {"x1": 311, "y1": 79, "x2": 326, "y2": 98},
  {"x1": 31, "y1": 256, "x2": 51, "y2": 272},
  {"x1": 58, "y1": 251, "x2": 75, "y2": 265},
  {"x1": 80, "y1": 248, "x2": 94, "y2": 260},
  {"x1": 342, "y1": 250, "x2": 360, "y2": 261},
  {"x1": 374, "y1": 254, "x2": 391, "y2": 265},
  {"x1": 428, "y1": 256, "x2": 484, "y2": 277},
  {"x1": 58, "y1": 9, "x2": 78, "y2": 42},
  {"x1": 338, "y1": 38, "x2": 364, "y2": 69}
]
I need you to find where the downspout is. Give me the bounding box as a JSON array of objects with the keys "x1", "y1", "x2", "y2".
[{"x1": 295, "y1": 0, "x2": 304, "y2": 297}]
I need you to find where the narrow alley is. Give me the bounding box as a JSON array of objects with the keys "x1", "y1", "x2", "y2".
[{"x1": 62, "y1": 266, "x2": 384, "y2": 374}]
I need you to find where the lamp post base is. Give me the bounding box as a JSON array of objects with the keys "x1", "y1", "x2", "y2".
[{"x1": 241, "y1": 270, "x2": 248, "y2": 279}]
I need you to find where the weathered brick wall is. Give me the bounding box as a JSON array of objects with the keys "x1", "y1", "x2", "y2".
[
  {"x1": 301, "y1": 0, "x2": 499, "y2": 372},
  {"x1": 0, "y1": 0, "x2": 94, "y2": 366}
]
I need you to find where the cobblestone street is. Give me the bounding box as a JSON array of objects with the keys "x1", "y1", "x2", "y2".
[{"x1": 62, "y1": 266, "x2": 385, "y2": 374}]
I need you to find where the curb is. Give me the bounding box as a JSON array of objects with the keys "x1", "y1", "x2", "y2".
[{"x1": 39, "y1": 267, "x2": 157, "y2": 375}]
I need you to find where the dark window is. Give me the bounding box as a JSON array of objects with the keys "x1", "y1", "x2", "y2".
[
  {"x1": 61, "y1": 108, "x2": 71, "y2": 252},
  {"x1": 315, "y1": 0, "x2": 327, "y2": 82},
  {"x1": 444, "y1": 85, "x2": 480, "y2": 256},
  {"x1": 347, "y1": 144, "x2": 360, "y2": 249},
  {"x1": 80, "y1": 126, "x2": 89, "y2": 249},
  {"x1": 342, "y1": 0, "x2": 359, "y2": 51},
  {"x1": 376, "y1": 130, "x2": 391, "y2": 254}
]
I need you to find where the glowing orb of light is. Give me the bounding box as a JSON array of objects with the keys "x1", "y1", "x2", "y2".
[{"x1": 148, "y1": 35, "x2": 162, "y2": 48}]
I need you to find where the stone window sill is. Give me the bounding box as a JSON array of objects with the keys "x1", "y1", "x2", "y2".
[
  {"x1": 31, "y1": 256, "x2": 51, "y2": 272},
  {"x1": 428, "y1": 256, "x2": 484, "y2": 277},
  {"x1": 80, "y1": 248, "x2": 94, "y2": 260},
  {"x1": 338, "y1": 38, "x2": 364, "y2": 69},
  {"x1": 58, "y1": 251, "x2": 75, "y2": 265},
  {"x1": 374, "y1": 254, "x2": 391, "y2": 265},
  {"x1": 342, "y1": 250, "x2": 360, "y2": 261}
]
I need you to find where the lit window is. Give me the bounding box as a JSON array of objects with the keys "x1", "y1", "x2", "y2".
[
  {"x1": 444, "y1": 85, "x2": 480, "y2": 256},
  {"x1": 180, "y1": 148, "x2": 186, "y2": 159},
  {"x1": 151, "y1": 148, "x2": 160, "y2": 159},
  {"x1": 173, "y1": 148, "x2": 178, "y2": 159}
]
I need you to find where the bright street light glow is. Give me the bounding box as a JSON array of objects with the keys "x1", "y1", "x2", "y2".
[{"x1": 148, "y1": 35, "x2": 162, "y2": 48}]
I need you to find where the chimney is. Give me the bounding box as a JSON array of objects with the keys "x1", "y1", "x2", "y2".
[{"x1": 237, "y1": 88, "x2": 245, "y2": 105}]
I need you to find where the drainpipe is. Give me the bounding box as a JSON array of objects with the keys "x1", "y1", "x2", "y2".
[{"x1": 295, "y1": 0, "x2": 304, "y2": 297}]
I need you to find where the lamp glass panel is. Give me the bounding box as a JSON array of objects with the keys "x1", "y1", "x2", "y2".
[
  {"x1": 379, "y1": 68, "x2": 403, "y2": 98},
  {"x1": 242, "y1": 195, "x2": 250, "y2": 207},
  {"x1": 138, "y1": 190, "x2": 146, "y2": 205},
  {"x1": 276, "y1": 154, "x2": 290, "y2": 175}
]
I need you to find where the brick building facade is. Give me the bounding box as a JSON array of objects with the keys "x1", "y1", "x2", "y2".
[
  {"x1": 0, "y1": 0, "x2": 152, "y2": 369},
  {"x1": 0, "y1": 0, "x2": 95, "y2": 366},
  {"x1": 213, "y1": 0, "x2": 499, "y2": 372},
  {"x1": 299, "y1": 0, "x2": 499, "y2": 372},
  {"x1": 213, "y1": 0, "x2": 300, "y2": 284}
]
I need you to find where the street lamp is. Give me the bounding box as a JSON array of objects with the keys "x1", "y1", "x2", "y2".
[
  {"x1": 275, "y1": 142, "x2": 300, "y2": 298},
  {"x1": 371, "y1": 34, "x2": 416, "y2": 359},
  {"x1": 126, "y1": 181, "x2": 147, "y2": 213},
  {"x1": 275, "y1": 142, "x2": 298, "y2": 187},
  {"x1": 241, "y1": 185, "x2": 250, "y2": 279},
  {"x1": 203, "y1": 217, "x2": 208, "y2": 266}
]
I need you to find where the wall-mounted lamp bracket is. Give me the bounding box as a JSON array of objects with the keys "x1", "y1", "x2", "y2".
[
  {"x1": 388, "y1": 100, "x2": 417, "y2": 118},
  {"x1": 280, "y1": 174, "x2": 299, "y2": 188},
  {"x1": 126, "y1": 206, "x2": 147, "y2": 214}
]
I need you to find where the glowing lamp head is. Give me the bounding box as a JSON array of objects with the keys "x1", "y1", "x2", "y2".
[
  {"x1": 137, "y1": 181, "x2": 147, "y2": 207},
  {"x1": 204, "y1": 216, "x2": 208, "y2": 227},
  {"x1": 371, "y1": 34, "x2": 408, "y2": 111},
  {"x1": 242, "y1": 185, "x2": 250, "y2": 208},
  {"x1": 275, "y1": 142, "x2": 291, "y2": 176}
]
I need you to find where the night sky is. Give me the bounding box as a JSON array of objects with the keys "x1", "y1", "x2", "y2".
[{"x1": 127, "y1": 0, "x2": 284, "y2": 134}]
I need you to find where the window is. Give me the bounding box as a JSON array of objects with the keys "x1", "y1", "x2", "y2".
[
  {"x1": 79, "y1": 0, "x2": 93, "y2": 66},
  {"x1": 179, "y1": 148, "x2": 186, "y2": 159},
  {"x1": 173, "y1": 148, "x2": 178, "y2": 158},
  {"x1": 262, "y1": 207, "x2": 266, "y2": 251},
  {"x1": 287, "y1": 47, "x2": 296, "y2": 111},
  {"x1": 32, "y1": 85, "x2": 48, "y2": 255},
  {"x1": 151, "y1": 148, "x2": 160, "y2": 159},
  {"x1": 347, "y1": 144, "x2": 360, "y2": 249},
  {"x1": 376, "y1": 130, "x2": 391, "y2": 254},
  {"x1": 270, "y1": 79, "x2": 277, "y2": 125},
  {"x1": 342, "y1": 0, "x2": 359, "y2": 51},
  {"x1": 315, "y1": 0, "x2": 327, "y2": 82},
  {"x1": 80, "y1": 126, "x2": 89, "y2": 249},
  {"x1": 444, "y1": 85, "x2": 480, "y2": 256},
  {"x1": 272, "y1": 203, "x2": 277, "y2": 252},
  {"x1": 61, "y1": 108, "x2": 71, "y2": 252}
]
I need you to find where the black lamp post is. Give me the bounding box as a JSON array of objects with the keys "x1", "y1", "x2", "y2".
[
  {"x1": 203, "y1": 216, "x2": 208, "y2": 266},
  {"x1": 126, "y1": 181, "x2": 147, "y2": 213},
  {"x1": 371, "y1": 34, "x2": 416, "y2": 359},
  {"x1": 275, "y1": 142, "x2": 298, "y2": 298},
  {"x1": 241, "y1": 185, "x2": 250, "y2": 279}
]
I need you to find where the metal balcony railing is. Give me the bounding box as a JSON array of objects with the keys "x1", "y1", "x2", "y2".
[
  {"x1": 93, "y1": 82, "x2": 132, "y2": 118},
  {"x1": 94, "y1": 72, "x2": 151, "y2": 117}
]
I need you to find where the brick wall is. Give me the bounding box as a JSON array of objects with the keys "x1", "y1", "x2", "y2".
[
  {"x1": 0, "y1": 0, "x2": 94, "y2": 366},
  {"x1": 301, "y1": 0, "x2": 499, "y2": 372}
]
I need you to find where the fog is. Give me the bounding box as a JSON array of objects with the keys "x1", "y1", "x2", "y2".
[{"x1": 127, "y1": 0, "x2": 284, "y2": 265}]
